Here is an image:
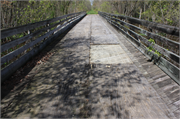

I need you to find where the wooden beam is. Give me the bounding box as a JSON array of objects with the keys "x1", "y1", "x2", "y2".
[
  {"x1": 1, "y1": 12, "x2": 82, "y2": 39},
  {"x1": 99, "y1": 12, "x2": 179, "y2": 36},
  {"x1": 1, "y1": 19, "x2": 71, "y2": 65},
  {"x1": 110, "y1": 17, "x2": 179, "y2": 49},
  {"x1": 110, "y1": 19, "x2": 180, "y2": 64},
  {"x1": 1, "y1": 16, "x2": 76, "y2": 52}
]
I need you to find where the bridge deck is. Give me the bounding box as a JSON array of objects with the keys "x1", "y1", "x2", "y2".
[{"x1": 1, "y1": 15, "x2": 180, "y2": 118}]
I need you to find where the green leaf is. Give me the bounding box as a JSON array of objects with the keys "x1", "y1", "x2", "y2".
[
  {"x1": 148, "y1": 46, "x2": 153, "y2": 51},
  {"x1": 148, "y1": 38, "x2": 155, "y2": 44},
  {"x1": 154, "y1": 50, "x2": 161, "y2": 56},
  {"x1": 139, "y1": 33, "x2": 146, "y2": 36}
]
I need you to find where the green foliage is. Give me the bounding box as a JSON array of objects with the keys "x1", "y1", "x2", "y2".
[
  {"x1": 138, "y1": 33, "x2": 146, "y2": 36},
  {"x1": 100, "y1": 2, "x2": 112, "y2": 13},
  {"x1": 50, "y1": 11, "x2": 55, "y2": 18},
  {"x1": 87, "y1": 10, "x2": 98, "y2": 14},
  {"x1": 76, "y1": 0, "x2": 91, "y2": 12},
  {"x1": 148, "y1": 38, "x2": 155, "y2": 44},
  {"x1": 17, "y1": 34, "x2": 24, "y2": 38},
  {"x1": 147, "y1": 38, "x2": 162, "y2": 57},
  {"x1": 157, "y1": 32, "x2": 166, "y2": 37},
  {"x1": 148, "y1": 46, "x2": 153, "y2": 52},
  {"x1": 124, "y1": 25, "x2": 129, "y2": 29},
  {"x1": 166, "y1": 18, "x2": 173, "y2": 25},
  {"x1": 142, "y1": 1, "x2": 179, "y2": 26},
  {"x1": 113, "y1": 11, "x2": 119, "y2": 15},
  {"x1": 2, "y1": 1, "x2": 77, "y2": 28},
  {"x1": 154, "y1": 50, "x2": 161, "y2": 56}
]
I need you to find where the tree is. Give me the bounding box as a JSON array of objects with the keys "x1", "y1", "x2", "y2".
[
  {"x1": 1, "y1": 0, "x2": 92, "y2": 30},
  {"x1": 91, "y1": 0, "x2": 179, "y2": 27}
]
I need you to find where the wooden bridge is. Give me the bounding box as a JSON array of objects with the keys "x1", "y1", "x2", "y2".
[{"x1": 1, "y1": 12, "x2": 180, "y2": 118}]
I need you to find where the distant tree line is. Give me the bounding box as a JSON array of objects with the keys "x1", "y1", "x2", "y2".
[
  {"x1": 1, "y1": 0, "x2": 91, "y2": 29},
  {"x1": 1, "y1": 0, "x2": 179, "y2": 28},
  {"x1": 93, "y1": 0, "x2": 179, "y2": 27}
]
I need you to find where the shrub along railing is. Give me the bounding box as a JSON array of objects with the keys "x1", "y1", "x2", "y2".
[
  {"x1": 99, "y1": 11, "x2": 180, "y2": 85},
  {"x1": 1, "y1": 11, "x2": 86, "y2": 82}
]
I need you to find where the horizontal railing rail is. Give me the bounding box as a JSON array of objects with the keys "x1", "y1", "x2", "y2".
[
  {"x1": 107, "y1": 13, "x2": 179, "y2": 36},
  {"x1": 99, "y1": 11, "x2": 180, "y2": 85},
  {"x1": 1, "y1": 12, "x2": 82, "y2": 39},
  {"x1": 1, "y1": 11, "x2": 86, "y2": 82}
]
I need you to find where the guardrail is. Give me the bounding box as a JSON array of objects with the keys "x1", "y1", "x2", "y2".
[
  {"x1": 99, "y1": 11, "x2": 180, "y2": 85},
  {"x1": 1, "y1": 11, "x2": 86, "y2": 82}
]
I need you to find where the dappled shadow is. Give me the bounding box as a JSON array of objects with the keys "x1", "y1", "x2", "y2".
[
  {"x1": 85, "y1": 63, "x2": 150, "y2": 118},
  {"x1": 1, "y1": 14, "x2": 92, "y2": 118},
  {"x1": 1, "y1": 15, "x2": 172, "y2": 119},
  {"x1": 1, "y1": 18, "x2": 79, "y2": 100},
  {"x1": 1, "y1": 17, "x2": 93, "y2": 117}
]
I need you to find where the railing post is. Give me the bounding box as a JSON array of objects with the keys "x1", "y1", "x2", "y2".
[
  {"x1": 24, "y1": 30, "x2": 31, "y2": 54},
  {"x1": 47, "y1": 24, "x2": 50, "y2": 32},
  {"x1": 28, "y1": 30, "x2": 30, "y2": 34},
  {"x1": 110, "y1": 14, "x2": 111, "y2": 24}
]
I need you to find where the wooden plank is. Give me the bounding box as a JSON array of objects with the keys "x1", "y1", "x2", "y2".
[
  {"x1": 1, "y1": 15, "x2": 76, "y2": 52},
  {"x1": 151, "y1": 73, "x2": 167, "y2": 80},
  {"x1": 99, "y1": 12, "x2": 179, "y2": 36},
  {"x1": 155, "y1": 76, "x2": 172, "y2": 88},
  {"x1": 1, "y1": 12, "x2": 82, "y2": 39},
  {"x1": 157, "y1": 57, "x2": 179, "y2": 85},
  {"x1": 1, "y1": 12, "x2": 86, "y2": 82}
]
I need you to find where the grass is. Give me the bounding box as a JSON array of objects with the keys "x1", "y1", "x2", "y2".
[{"x1": 87, "y1": 10, "x2": 98, "y2": 14}]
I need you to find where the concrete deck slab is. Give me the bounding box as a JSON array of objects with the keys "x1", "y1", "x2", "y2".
[
  {"x1": 91, "y1": 34, "x2": 120, "y2": 44},
  {"x1": 90, "y1": 45, "x2": 132, "y2": 64}
]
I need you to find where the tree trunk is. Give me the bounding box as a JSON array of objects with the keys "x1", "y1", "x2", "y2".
[
  {"x1": 144, "y1": 1, "x2": 146, "y2": 19},
  {"x1": 139, "y1": 8, "x2": 142, "y2": 19},
  {"x1": 152, "y1": 13, "x2": 157, "y2": 34},
  {"x1": 139, "y1": 8, "x2": 142, "y2": 27}
]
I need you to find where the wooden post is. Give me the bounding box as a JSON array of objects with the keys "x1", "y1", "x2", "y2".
[
  {"x1": 47, "y1": 24, "x2": 50, "y2": 32},
  {"x1": 24, "y1": 30, "x2": 31, "y2": 54}
]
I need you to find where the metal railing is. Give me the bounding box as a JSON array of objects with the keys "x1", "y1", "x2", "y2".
[
  {"x1": 99, "y1": 11, "x2": 180, "y2": 85},
  {"x1": 1, "y1": 11, "x2": 86, "y2": 82}
]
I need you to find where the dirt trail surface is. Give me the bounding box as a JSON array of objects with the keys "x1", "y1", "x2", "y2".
[{"x1": 1, "y1": 15, "x2": 179, "y2": 118}]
